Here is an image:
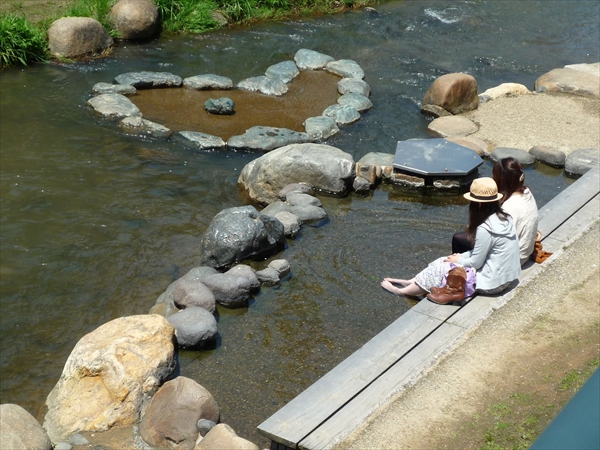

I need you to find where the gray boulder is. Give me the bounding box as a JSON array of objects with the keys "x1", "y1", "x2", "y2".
[
  {"x1": 183, "y1": 74, "x2": 233, "y2": 90},
  {"x1": 0, "y1": 404, "x2": 52, "y2": 450},
  {"x1": 274, "y1": 211, "x2": 301, "y2": 238},
  {"x1": 227, "y1": 126, "x2": 312, "y2": 152},
  {"x1": 265, "y1": 60, "x2": 300, "y2": 83},
  {"x1": 304, "y1": 116, "x2": 339, "y2": 140},
  {"x1": 338, "y1": 78, "x2": 370, "y2": 97},
  {"x1": 92, "y1": 82, "x2": 136, "y2": 95},
  {"x1": 323, "y1": 104, "x2": 361, "y2": 125},
  {"x1": 422, "y1": 73, "x2": 479, "y2": 115},
  {"x1": 337, "y1": 93, "x2": 373, "y2": 111},
  {"x1": 286, "y1": 191, "x2": 321, "y2": 207},
  {"x1": 114, "y1": 71, "x2": 183, "y2": 89},
  {"x1": 446, "y1": 136, "x2": 489, "y2": 156},
  {"x1": 197, "y1": 419, "x2": 216, "y2": 437},
  {"x1": 159, "y1": 277, "x2": 216, "y2": 313},
  {"x1": 353, "y1": 176, "x2": 372, "y2": 193},
  {"x1": 262, "y1": 200, "x2": 327, "y2": 225},
  {"x1": 294, "y1": 49, "x2": 334, "y2": 69},
  {"x1": 565, "y1": 148, "x2": 600, "y2": 177},
  {"x1": 529, "y1": 145, "x2": 566, "y2": 168},
  {"x1": 326, "y1": 59, "x2": 365, "y2": 79},
  {"x1": 279, "y1": 182, "x2": 315, "y2": 200},
  {"x1": 198, "y1": 206, "x2": 286, "y2": 269},
  {"x1": 201, "y1": 273, "x2": 254, "y2": 308},
  {"x1": 255, "y1": 267, "x2": 280, "y2": 285},
  {"x1": 489, "y1": 147, "x2": 536, "y2": 166},
  {"x1": 48, "y1": 17, "x2": 113, "y2": 58},
  {"x1": 110, "y1": 0, "x2": 158, "y2": 40},
  {"x1": 237, "y1": 76, "x2": 288, "y2": 96},
  {"x1": 120, "y1": 116, "x2": 172, "y2": 138},
  {"x1": 427, "y1": 116, "x2": 479, "y2": 137},
  {"x1": 167, "y1": 307, "x2": 218, "y2": 349},
  {"x1": 87, "y1": 93, "x2": 141, "y2": 119},
  {"x1": 204, "y1": 97, "x2": 235, "y2": 115},
  {"x1": 225, "y1": 265, "x2": 260, "y2": 291},
  {"x1": 269, "y1": 259, "x2": 290, "y2": 277},
  {"x1": 179, "y1": 131, "x2": 226, "y2": 150},
  {"x1": 238, "y1": 143, "x2": 355, "y2": 204},
  {"x1": 140, "y1": 377, "x2": 219, "y2": 449}
]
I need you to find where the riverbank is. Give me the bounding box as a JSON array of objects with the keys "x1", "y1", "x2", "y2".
[{"x1": 339, "y1": 221, "x2": 599, "y2": 449}]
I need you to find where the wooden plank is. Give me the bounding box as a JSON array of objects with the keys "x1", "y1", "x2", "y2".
[
  {"x1": 541, "y1": 194, "x2": 599, "y2": 250},
  {"x1": 411, "y1": 294, "x2": 461, "y2": 321},
  {"x1": 298, "y1": 322, "x2": 467, "y2": 450},
  {"x1": 257, "y1": 309, "x2": 446, "y2": 447},
  {"x1": 538, "y1": 167, "x2": 599, "y2": 238}
]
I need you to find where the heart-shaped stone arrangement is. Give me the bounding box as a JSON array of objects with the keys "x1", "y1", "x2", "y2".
[{"x1": 87, "y1": 48, "x2": 373, "y2": 152}]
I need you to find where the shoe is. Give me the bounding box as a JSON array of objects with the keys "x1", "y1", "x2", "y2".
[{"x1": 428, "y1": 267, "x2": 467, "y2": 304}]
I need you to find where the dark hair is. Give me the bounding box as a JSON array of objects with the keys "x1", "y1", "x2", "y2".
[
  {"x1": 492, "y1": 157, "x2": 526, "y2": 203},
  {"x1": 465, "y1": 201, "x2": 509, "y2": 244}
]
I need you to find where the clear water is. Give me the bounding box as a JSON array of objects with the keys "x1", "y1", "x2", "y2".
[{"x1": 1, "y1": 0, "x2": 598, "y2": 445}]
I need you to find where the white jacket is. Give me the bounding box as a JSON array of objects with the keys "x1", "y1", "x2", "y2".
[
  {"x1": 502, "y1": 188, "x2": 539, "y2": 265},
  {"x1": 457, "y1": 213, "x2": 521, "y2": 291}
]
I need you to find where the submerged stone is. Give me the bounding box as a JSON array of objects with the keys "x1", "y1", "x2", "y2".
[
  {"x1": 204, "y1": 97, "x2": 235, "y2": 115},
  {"x1": 338, "y1": 78, "x2": 371, "y2": 97},
  {"x1": 323, "y1": 104, "x2": 361, "y2": 125},
  {"x1": 337, "y1": 92, "x2": 373, "y2": 112},
  {"x1": 92, "y1": 82, "x2": 137, "y2": 95},
  {"x1": 120, "y1": 116, "x2": 172, "y2": 138},
  {"x1": 304, "y1": 116, "x2": 339, "y2": 140}
]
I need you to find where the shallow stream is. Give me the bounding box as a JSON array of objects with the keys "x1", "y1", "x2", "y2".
[{"x1": 1, "y1": 0, "x2": 598, "y2": 446}]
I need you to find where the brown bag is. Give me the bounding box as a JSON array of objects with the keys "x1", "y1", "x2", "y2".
[{"x1": 530, "y1": 231, "x2": 552, "y2": 263}]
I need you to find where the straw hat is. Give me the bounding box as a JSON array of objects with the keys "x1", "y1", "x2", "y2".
[{"x1": 463, "y1": 177, "x2": 503, "y2": 202}]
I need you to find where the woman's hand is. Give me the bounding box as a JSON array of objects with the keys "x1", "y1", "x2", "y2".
[{"x1": 444, "y1": 253, "x2": 461, "y2": 263}]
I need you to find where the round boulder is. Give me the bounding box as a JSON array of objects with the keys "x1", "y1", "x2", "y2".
[
  {"x1": 167, "y1": 307, "x2": 218, "y2": 349},
  {"x1": 198, "y1": 206, "x2": 286, "y2": 270},
  {"x1": 422, "y1": 73, "x2": 479, "y2": 115},
  {"x1": 238, "y1": 143, "x2": 355, "y2": 204},
  {"x1": 48, "y1": 17, "x2": 113, "y2": 58},
  {"x1": 110, "y1": 0, "x2": 159, "y2": 40},
  {"x1": 0, "y1": 404, "x2": 52, "y2": 450},
  {"x1": 140, "y1": 377, "x2": 219, "y2": 449}
]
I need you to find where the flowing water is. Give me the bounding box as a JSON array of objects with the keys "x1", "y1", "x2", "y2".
[{"x1": 1, "y1": 0, "x2": 598, "y2": 446}]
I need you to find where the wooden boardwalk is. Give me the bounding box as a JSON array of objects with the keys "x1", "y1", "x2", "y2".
[{"x1": 258, "y1": 167, "x2": 600, "y2": 450}]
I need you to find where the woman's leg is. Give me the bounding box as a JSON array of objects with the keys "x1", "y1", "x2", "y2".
[{"x1": 381, "y1": 279, "x2": 426, "y2": 296}]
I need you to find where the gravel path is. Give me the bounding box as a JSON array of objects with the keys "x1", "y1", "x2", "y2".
[{"x1": 462, "y1": 93, "x2": 600, "y2": 154}]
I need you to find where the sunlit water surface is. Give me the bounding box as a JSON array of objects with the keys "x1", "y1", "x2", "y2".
[{"x1": 1, "y1": 0, "x2": 598, "y2": 445}]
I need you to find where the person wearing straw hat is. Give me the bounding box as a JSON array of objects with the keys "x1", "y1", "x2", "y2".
[{"x1": 382, "y1": 177, "x2": 521, "y2": 303}]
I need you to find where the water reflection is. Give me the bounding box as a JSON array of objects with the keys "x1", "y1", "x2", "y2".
[{"x1": 1, "y1": 0, "x2": 597, "y2": 446}]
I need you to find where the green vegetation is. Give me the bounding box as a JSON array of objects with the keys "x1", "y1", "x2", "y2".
[
  {"x1": 0, "y1": 0, "x2": 373, "y2": 68},
  {"x1": 0, "y1": 12, "x2": 48, "y2": 67}
]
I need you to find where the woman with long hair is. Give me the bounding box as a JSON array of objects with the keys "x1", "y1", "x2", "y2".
[
  {"x1": 452, "y1": 158, "x2": 539, "y2": 266},
  {"x1": 382, "y1": 177, "x2": 521, "y2": 303},
  {"x1": 492, "y1": 157, "x2": 539, "y2": 265}
]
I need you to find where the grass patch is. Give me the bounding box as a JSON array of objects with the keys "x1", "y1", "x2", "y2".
[
  {"x1": 0, "y1": 12, "x2": 48, "y2": 67},
  {"x1": 65, "y1": 0, "x2": 114, "y2": 31}
]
